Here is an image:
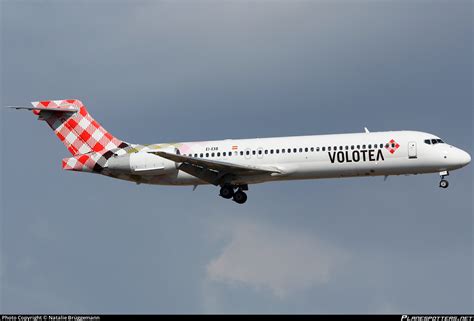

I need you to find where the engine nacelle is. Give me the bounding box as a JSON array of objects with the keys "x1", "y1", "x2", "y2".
[{"x1": 106, "y1": 148, "x2": 179, "y2": 176}]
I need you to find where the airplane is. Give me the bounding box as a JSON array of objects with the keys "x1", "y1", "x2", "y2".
[{"x1": 10, "y1": 99, "x2": 471, "y2": 204}]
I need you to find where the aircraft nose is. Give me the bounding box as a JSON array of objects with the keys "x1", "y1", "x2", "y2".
[{"x1": 459, "y1": 150, "x2": 471, "y2": 166}]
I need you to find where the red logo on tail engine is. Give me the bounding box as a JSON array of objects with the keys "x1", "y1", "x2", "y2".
[{"x1": 386, "y1": 139, "x2": 400, "y2": 154}]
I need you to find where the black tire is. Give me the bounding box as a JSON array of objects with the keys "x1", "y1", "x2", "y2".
[
  {"x1": 220, "y1": 185, "x2": 234, "y2": 199},
  {"x1": 233, "y1": 191, "x2": 248, "y2": 204},
  {"x1": 439, "y1": 180, "x2": 449, "y2": 189}
]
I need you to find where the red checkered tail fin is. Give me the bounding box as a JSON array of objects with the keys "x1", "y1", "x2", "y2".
[{"x1": 24, "y1": 99, "x2": 128, "y2": 155}]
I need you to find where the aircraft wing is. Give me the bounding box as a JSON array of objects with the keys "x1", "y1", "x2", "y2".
[{"x1": 151, "y1": 151, "x2": 281, "y2": 185}]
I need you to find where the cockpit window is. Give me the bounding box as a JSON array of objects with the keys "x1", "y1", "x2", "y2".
[{"x1": 425, "y1": 138, "x2": 445, "y2": 145}]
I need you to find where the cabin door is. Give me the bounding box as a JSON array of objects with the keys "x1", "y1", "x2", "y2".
[{"x1": 408, "y1": 142, "x2": 417, "y2": 159}]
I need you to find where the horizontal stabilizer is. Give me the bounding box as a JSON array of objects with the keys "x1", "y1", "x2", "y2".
[{"x1": 8, "y1": 105, "x2": 79, "y2": 112}]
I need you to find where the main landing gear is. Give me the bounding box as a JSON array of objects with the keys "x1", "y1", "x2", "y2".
[
  {"x1": 439, "y1": 171, "x2": 449, "y2": 189},
  {"x1": 220, "y1": 184, "x2": 248, "y2": 204}
]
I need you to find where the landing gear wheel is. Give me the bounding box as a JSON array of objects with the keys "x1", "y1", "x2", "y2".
[
  {"x1": 220, "y1": 185, "x2": 234, "y2": 199},
  {"x1": 439, "y1": 179, "x2": 449, "y2": 189},
  {"x1": 233, "y1": 190, "x2": 248, "y2": 204}
]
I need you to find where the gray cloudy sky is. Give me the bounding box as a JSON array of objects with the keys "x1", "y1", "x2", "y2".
[{"x1": 1, "y1": 0, "x2": 472, "y2": 314}]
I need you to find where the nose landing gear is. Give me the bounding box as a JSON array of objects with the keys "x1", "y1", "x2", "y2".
[
  {"x1": 219, "y1": 184, "x2": 248, "y2": 204},
  {"x1": 439, "y1": 171, "x2": 449, "y2": 189},
  {"x1": 439, "y1": 180, "x2": 449, "y2": 188}
]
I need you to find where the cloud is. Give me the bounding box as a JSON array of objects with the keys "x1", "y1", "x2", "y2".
[{"x1": 206, "y1": 218, "x2": 350, "y2": 298}]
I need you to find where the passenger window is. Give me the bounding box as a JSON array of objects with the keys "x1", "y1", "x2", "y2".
[
  {"x1": 293, "y1": 148, "x2": 297, "y2": 153},
  {"x1": 380, "y1": 144, "x2": 383, "y2": 148},
  {"x1": 240, "y1": 151, "x2": 244, "y2": 156},
  {"x1": 362, "y1": 145, "x2": 366, "y2": 149},
  {"x1": 252, "y1": 150, "x2": 256, "y2": 155},
  {"x1": 368, "y1": 144, "x2": 372, "y2": 149},
  {"x1": 345, "y1": 146, "x2": 349, "y2": 150},
  {"x1": 265, "y1": 150, "x2": 268, "y2": 154},
  {"x1": 357, "y1": 145, "x2": 360, "y2": 149},
  {"x1": 351, "y1": 145, "x2": 354, "y2": 150},
  {"x1": 310, "y1": 147, "x2": 314, "y2": 152},
  {"x1": 211, "y1": 153, "x2": 215, "y2": 157},
  {"x1": 200, "y1": 153, "x2": 203, "y2": 157},
  {"x1": 258, "y1": 150, "x2": 262, "y2": 155},
  {"x1": 316, "y1": 147, "x2": 320, "y2": 152},
  {"x1": 282, "y1": 149, "x2": 285, "y2": 153},
  {"x1": 322, "y1": 147, "x2": 326, "y2": 151},
  {"x1": 217, "y1": 152, "x2": 220, "y2": 157},
  {"x1": 305, "y1": 148, "x2": 308, "y2": 152},
  {"x1": 287, "y1": 148, "x2": 291, "y2": 153},
  {"x1": 246, "y1": 151, "x2": 250, "y2": 155},
  {"x1": 270, "y1": 149, "x2": 274, "y2": 154},
  {"x1": 206, "y1": 153, "x2": 209, "y2": 157},
  {"x1": 339, "y1": 146, "x2": 343, "y2": 151},
  {"x1": 276, "y1": 149, "x2": 280, "y2": 154},
  {"x1": 328, "y1": 147, "x2": 331, "y2": 151}
]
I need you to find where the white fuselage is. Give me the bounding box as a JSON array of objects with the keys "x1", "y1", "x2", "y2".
[{"x1": 104, "y1": 130, "x2": 471, "y2": 186}]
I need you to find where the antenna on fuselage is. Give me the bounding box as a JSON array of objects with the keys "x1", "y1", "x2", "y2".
[{"x1": 364, "y1": 127, "x2": 370, "y2": 133}]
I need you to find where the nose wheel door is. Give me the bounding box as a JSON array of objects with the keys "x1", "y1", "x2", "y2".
[{"x1": 408, "y1": 141, "x2": 417, "y2": 159}]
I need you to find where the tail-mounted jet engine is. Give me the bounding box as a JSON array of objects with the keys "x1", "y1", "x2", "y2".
[{"x1": 106, "y1": 147, "x2": 180, "y2": 176}]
